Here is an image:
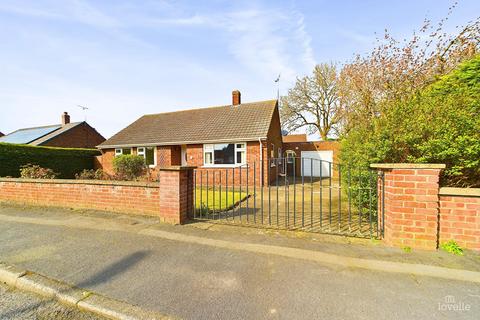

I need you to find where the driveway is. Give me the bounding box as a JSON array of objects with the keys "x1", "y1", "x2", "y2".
[{"x1": 0, "y1": 205, "x2": 478, "y2": 320}]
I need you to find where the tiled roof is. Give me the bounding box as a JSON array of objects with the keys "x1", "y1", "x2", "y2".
[
  {"x1": 282, "y1": 134, "x2": 308, "y2": 143},
  {"x1": 98, "y1": 100, "x2": 278, "y2": 148}
]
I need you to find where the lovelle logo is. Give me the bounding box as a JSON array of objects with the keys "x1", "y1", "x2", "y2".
[{"x1": 438, "y1": 295, "x2": 471, "y2": 312}]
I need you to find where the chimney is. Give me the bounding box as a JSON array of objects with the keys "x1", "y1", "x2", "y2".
[
  {"x1": 61, "y1": 112, "x2": 70, "y2": 126},
  {"x1": 232, "y1": 90, "x2": 241, "y2": 106}
]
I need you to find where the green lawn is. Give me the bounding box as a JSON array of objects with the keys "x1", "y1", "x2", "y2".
[{"x1": 195, "y1": 187, "x2": 248, "y2": 212}]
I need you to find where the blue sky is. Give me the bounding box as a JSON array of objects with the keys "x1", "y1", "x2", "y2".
[{"x1": 0, "y1": 0, "x2": 478, "y2": 139}]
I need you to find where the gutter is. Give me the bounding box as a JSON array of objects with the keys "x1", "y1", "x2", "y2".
[{"x1": 97, "y1": 137, "x2": 268, "y2": 149}]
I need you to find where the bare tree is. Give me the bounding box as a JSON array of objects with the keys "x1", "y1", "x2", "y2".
[{"x1": 280, "y1": 63, "x2": 342, "y2": 140}]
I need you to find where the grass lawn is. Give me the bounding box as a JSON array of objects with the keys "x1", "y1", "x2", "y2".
[{"x1": 195, "y1": 187, "x2": 248, "y2": 212}]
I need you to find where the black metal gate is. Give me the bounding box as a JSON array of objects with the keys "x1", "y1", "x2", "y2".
[{"x1": 191, "y1": 157, "x2": 384, "y2": 238}]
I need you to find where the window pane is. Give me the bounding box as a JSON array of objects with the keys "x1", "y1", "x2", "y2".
[
  {"x1": 115, "y1": 149, "x2": 122, "y2": 156},
  {"x1": 236, "y1": 143, "x2": 245, "y2": 149},
  {"x1": 204, "y1": 144, "x2": 214, "y2": 152},
  {"x1": 205, "y1": 152, "x2": 213, "y2": 164},
  {"x1": 214, "y1": 144, "x2": 234, "y2": 164},
  {"x1": 122, "y1": 148, "x2": 131, "y2": 155},
  {"x1": 145, "y1": 147, "x2": 154, "y2": 165},
  {"x1": 236, "y1": 151, "x2": 246, "y2": 164}
]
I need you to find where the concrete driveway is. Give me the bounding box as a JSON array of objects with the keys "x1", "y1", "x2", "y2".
[{"x1": 0, "y1": 205, "x2": 478, "y2": 320}]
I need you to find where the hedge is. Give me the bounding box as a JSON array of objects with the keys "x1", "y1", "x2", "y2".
[{"x1": 0, "y1": 143, "x2": 101, "y2": 178}]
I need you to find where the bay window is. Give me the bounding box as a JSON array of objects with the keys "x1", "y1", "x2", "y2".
[{"x1": 204, "y1": 142, "x2": 247, "y2": 166}]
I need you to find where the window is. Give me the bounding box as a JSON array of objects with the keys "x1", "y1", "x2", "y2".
[
  {"x1": 236, "y1": 143, "x2": 246, "y2": 164},
  {"x1": 137, "y1": 147, "x2": 156, "y2": 166},
  {"x1": 115, "y1": 148, "x2": 132, "y2": 156},
  {"x1": 286, "y1": 150, "x2": 296, "y2": 164},
  {"x1": 204, "y1": 143, "x2": 246, "y2": 166}
]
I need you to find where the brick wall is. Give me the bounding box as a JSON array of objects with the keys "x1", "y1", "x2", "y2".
[
  {"x1": 372, "y1": 164, "x2": 444, "y2": 250},
  {"x1": 158, "y1": 167, "x2": 194, "y2": 224},
  {"x1": 42, "y1": 122, "x2": 105, "y2": 149},
  {"x1": 0, "y1": 170, "x2": 195, "y2": 224},
  {"x1": 439, "y1": 188, "x2": 480, "y2": 251},
  {"x1": 0, "y1": 178, "x2": 160, "y2": 216}
]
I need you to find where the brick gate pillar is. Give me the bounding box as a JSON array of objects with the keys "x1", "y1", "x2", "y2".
[
  {"x1": 371, "y1": 163, "x2": 445, "y2": 250},
  {"x1": 158, "y1": 166, "x2": 196, "y2": 224}
]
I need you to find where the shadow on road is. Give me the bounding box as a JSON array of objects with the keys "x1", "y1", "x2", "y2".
[
  {"x1": 0, "y1": 251, "x2": 150, "y2": 319},
  {"x1": 76, "y1": 250, "x2": 151, "y2": 288}
]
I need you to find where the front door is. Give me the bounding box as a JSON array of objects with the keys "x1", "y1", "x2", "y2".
[{"x1": 181, "y1": 145, "x2": 187, "y2": 166}]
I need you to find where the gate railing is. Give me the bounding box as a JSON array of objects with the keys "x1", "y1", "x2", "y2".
[{"x1": 191, "y1": 157, "x2": 384, "y2": 238}]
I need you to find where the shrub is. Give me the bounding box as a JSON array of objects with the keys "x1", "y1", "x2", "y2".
[
  {"x1": 20, "y1": 164, "x2": 58, "y2": 179},
  {"x1": 75, "y1": 169, "x2": 107, "y2": 180},
  {"x1": 0, "y1": 143, "x2": 100, "y2": 178},
  {"x1": 341, "y1": 55, "x2": 480, "y2": 187},
  {"x1": 440, "y1": 240, "x2": 464, "y2": 256},
  {"x1": 112, "y1": 155, "x2": 146, "y2": 180}
]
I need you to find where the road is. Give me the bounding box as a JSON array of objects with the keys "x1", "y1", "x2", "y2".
[{"x1": 0, "y1": 205, "x2": 478, "y2": 319}]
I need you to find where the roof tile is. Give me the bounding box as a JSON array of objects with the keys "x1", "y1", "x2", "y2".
[{"x1": 99, "y1": 100, "x2": 277, "y2": 148}]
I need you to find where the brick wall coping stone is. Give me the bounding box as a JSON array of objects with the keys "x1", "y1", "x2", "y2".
[
  {"x1": 0, "y1": 177, "x2": 158, "y2": 188},
  {"x1": 439, "y1": 187, "x2": 480, "y2": 197},
  {"x1": 158, "y1": 166, "x2": 197, "y2": 171},
  {"x1": 370, "y1": 163, "x2": 446, "y2": 169}
]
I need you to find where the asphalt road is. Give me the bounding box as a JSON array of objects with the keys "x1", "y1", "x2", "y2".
[
  {"x1": 0, "y1": 206, "x2": 478, "y2": 320},
  {"x1": 0, "y1": 282, "x2": 104, "y2": 320}
]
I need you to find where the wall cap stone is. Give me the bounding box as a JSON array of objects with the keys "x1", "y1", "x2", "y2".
[
  {"x1": 158, "y1": 166, "x2": 197, "y2": 171},
  {"x1": 0, "y1": 178, "x2": 158, "y2": 188},
  {"x1": 439, "y1": 187, "x2": 480, "y2": 197},
  {"x1": 370, "y1": 163, "x2": 446, "y2": 169}
]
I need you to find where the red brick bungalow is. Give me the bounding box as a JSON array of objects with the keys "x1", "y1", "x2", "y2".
[
  {"x1": 97, "y1": 91, "x2": 283, "y2": 186},
  {"x1": 97, "y1": 90, "x2": 339, "y2": 185}
]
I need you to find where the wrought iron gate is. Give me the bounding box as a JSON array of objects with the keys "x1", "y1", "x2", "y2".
[{"x1": 191, "y1": 157, "x2": 384, "y2": 238}]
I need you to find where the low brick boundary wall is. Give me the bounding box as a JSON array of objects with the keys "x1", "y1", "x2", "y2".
[
  {"x1": 0, "y1": 166, "x2": 195, "y2": 224},
  {"x1": 372, "y1": 164, "x2": 480, "y2": 251},
  {"x1": 439, "y1": 188, "x2": 480, "y2": 251},
  {"x1": 0, "y1": 178, "x2": 161, "y2": 217},
  {"x1": 372, "y1": 164, "x2": 444, "y2": 250}
]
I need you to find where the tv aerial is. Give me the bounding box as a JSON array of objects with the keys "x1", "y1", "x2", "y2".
[{"x1": 77, "y1": 105, "x2": 89, "y2": 121}]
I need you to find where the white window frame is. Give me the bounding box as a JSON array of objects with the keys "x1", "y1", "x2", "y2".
[
  {"x1": 114, "y1": 148, "x2": 132, "y2": 157},
  {"x1": 137, "y1": 146, "x2": 157, "y2": 168},
  {"x1": 203, "y1": 142, "x2": 247, "y2": 167}
]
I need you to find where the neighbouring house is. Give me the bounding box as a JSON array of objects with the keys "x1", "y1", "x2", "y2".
[
  {"x1": 97, "y1": 90, "x2": 338, "y2": 185},
  {"x1": 0, "y1": 112, "x2": 105, "y2": 149}
]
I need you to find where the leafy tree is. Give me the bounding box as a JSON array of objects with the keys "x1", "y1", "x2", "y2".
[
  {"x1": 280, "y1": 63, "x2": 342, "y2": 140},
  {"x1": 339, "y1": 8, "x2": 479, "y2": 135},
  {"x1": 339, "y1": 6, "x2": 479, "y2": 187},
  {"x1": 342, "y1": 55, "x2": 480, "y2": 187}
]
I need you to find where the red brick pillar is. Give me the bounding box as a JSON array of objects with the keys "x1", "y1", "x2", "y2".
[
  {"x1": 158, "y1": 166, "x2": 195, "y2": 224},
  {"x1": 371, "y1": 163, "x2": 445, "y2": 250}
]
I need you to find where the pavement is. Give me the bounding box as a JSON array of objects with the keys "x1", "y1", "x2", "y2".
[
  {"x1": 0, "y1": 282, "x2": 104, "y2": 320},
  {"x1": 0, "y1": 203, "x2": 479, "y2": 319}
]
